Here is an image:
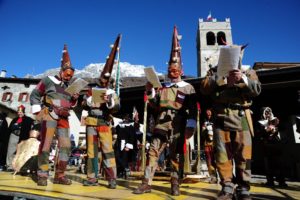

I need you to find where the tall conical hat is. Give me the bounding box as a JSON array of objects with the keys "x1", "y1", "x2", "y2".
[
  {"x1": 168, "y1": 26, "x2": 182, "y2": 69},
  {"x1": 100, "y1": 34, "x2": 121, "y2": 80},
  {"x1": 61, "y1": 44, "x2": 74, "y2": 71}
]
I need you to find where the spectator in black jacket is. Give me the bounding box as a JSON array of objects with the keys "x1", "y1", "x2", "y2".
[
  {"x1": 6, "y1": 105, "x2": 34, "y2": 171},
  {"x1": 114, "y1": 113, "x2": 135, "y2": 179},
  {"x1": 258, "y1": 107, "x2": 287, "y2": 187}
]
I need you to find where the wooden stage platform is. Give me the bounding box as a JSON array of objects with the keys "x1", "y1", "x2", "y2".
[{"x1": 0, "y1": 170, "x2": 300, "y2": 200}]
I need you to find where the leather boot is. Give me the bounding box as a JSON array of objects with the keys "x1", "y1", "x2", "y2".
[
  {"x1": 217, "y1": 191, "x2": 233, "y2": 200},
  {"x1": 133, "y1": 178, "x2": 151, "y2": 194},
  {"x1": 83, "y1": 178, "x2": 98, "y2": 186},
  {"x1": 171, "y1": 178, "x2": 180, "y2": 196},
  {"x1": 236, "y1": 187, "x2": 252, "y2": 200},
  {"x1": 124, "y1": 168, "x2": 130, "y2": 179},
  {"x1": 37, "y1": 177, "x2": 48, "y2": 186},
  {"x1": 209, "y1": 176, "x2": 218, "y2": 184},
  {"x1": 108, "y1": 179, "x2": 117, "y2": 189},
  {"x1": 217, "y1": 183, "x2": 235, "y2": 200},
  {"x1": 53, "y1": 176, "x2": 72, "y2": 185}
]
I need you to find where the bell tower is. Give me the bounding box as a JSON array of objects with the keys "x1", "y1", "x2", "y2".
[{"x1": 196, "y1": 18, "x2": 233, "y2": 77}]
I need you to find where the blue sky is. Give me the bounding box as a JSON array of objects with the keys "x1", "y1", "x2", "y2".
[{"x1": 0, "y1": 0, "x2": 299, "y2": 78}]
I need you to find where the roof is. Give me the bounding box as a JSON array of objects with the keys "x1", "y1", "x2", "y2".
[
  {"x1": 253, "y1": 62, "x2": 300, "y2": 70},
  {"x1": 0, "y1": 103, "x2": 18, "y2": 113},
  {"x1": 0, "y1": 77, "x2": 40, "y2": 84}
]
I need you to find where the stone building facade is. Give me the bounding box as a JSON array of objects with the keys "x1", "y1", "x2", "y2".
[
  {"x1": 0, "y1": 75, "x2": 39, "y2": 124},
  {"x1": 196, "y1": 18, "x2": 233, "y2": 77}
]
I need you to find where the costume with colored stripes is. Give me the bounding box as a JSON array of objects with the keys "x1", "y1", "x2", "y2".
[
  {"x1": 200, "y1": 69, "x2": 261, "y2": 195},
  {"x1": 30, "y1": 75, "x2": 77, "y2": 179},
  {"x1": 83, "y1": 86, "x2": 119, "y2": 182},
  {"x1": 144, "y1": 81, "x2": 197, "y2": 185}
]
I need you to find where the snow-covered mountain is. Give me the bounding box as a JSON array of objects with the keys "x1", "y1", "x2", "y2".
[{"x1": 25, "y1": 62, "x2": 163, "y2": 79}]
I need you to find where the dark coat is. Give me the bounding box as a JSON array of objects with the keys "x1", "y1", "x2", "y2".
[
  {"x1": 115, "y1": 122, "x2": 135, "y2": 152},
  {"x1": 9, "y1": 116, "x2": 34, "y2": 143},
  {"x1": 0, "y1": 114, "x2": 9, "y2": 166}
]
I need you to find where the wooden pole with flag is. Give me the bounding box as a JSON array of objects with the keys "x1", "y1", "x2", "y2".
[
  {"x1": 141, "y1": 92, "x2": 148, "y2": 171},
  {"x1": 207, "y1": 11, "x2": 212, "y2": 21},
  {"x1": 183, "y1": 136, "x2": 191, "y2": 174},
  {"x1": 115, "y1": 37, "x2": 121, "y2": 96},
  {"x1": 196, "y1": 102, "x2": 201, "y2": 174}
]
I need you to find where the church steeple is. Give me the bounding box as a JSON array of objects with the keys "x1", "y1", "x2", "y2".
[{"x1": 196, "y1": 17, "x2": 233, "y2": 77}]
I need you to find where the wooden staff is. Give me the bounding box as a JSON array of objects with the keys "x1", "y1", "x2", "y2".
[
  {"x1": 141, "y1": 92, "x2": 148, "y2": 171},
  {"x1": 115, "y1": 39, "x2": 121, "y2": 96},
  {"x1": 183, "y1": 137, "x2": 191, "y2": 173},
  {"x1": 196, "y1": 102, "x2": 201, "y2": 174}
]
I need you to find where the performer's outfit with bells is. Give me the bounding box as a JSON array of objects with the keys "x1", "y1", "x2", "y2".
[
  {"x1": 30, "y1": 44, "x2": 77, "y2": 186},
  {"x1": 82, "y1": 86, "x2": 119, "y2": 188},
  {"x1": 82, "y1": 34, "x2": 121, "y2": 189},
  {"x1": 134, "y1": 81, "x2": 197, "y2": 195},
  {"x1": 134, "y1": 26, "x2": 197, "y2": 196},
  {"x1": 201, "y1": 68, "x2": 261, "y2": 199}
]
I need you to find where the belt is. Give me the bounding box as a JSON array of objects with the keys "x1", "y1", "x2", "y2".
[
  {"x1": 227, "y1": 103, "x2": 250, "y2": 110},
  {"x1": 12, "y1": 130, "x2": 20, "y2": 136},
  {"x1": 44, "y1": 103, "x2": 68, "y2": 111},
  {"x1": 160, "y1": 108, "x2": 179, "y2": 114},
  {"x1": 89, "y1": 115, "x2": 105, "y2": 119}
]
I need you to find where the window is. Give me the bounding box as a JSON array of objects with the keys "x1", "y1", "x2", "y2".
[
  {"x1": 217, "y1": 32, "x2": 227, "y2": 45},
  {"x1": 206, "y1": 32, "x2": 215, "y2": 45},
  {"x1": 18, "y1": 92, "x2": 29, "y2": 102},
  {"x1": 2, "y1": 92, "x2": 13, "y2": 102}
]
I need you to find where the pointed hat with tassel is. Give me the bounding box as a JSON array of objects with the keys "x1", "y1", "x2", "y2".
[
  {"x1": 100, "y1": 34, "x2": 122, "y2": 81},
  {"x1": 60, "y1": 44, "x2": 74, "y2": 71},
  {"x1": 168, "y1": 26, "x2": 182, "y2": 69}
]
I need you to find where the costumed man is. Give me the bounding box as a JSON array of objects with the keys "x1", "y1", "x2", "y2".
[
  {"x1": 30, "y1": 44, "x2": 79, "y2": 186},
  {"x1": 200, "y1": 45, "x2": 261, "y2": 200},
  {"x1": 133, "y1": 26, "x2": 197, "y2": 196},
  {"x1": 202, "y1": 108, "x2": 218, "y2": 184},
  {"x1": 114, "y1": 113, "x2": 135, "y2": 179},
  {"x1": 258, "y1": 107, "x2": 287, "y2": 187},
  {"x1": 6, "y1": 105, "x2": 34, "y2": 172},
  {"x1": 82, "y1": 34, "x2": 121, "y2": 189}
]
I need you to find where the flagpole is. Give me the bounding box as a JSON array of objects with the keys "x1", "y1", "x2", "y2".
[
  {"x1": 115, "y1": 39, "x2": 121, "y2": 96},
  {"x1": 196, "y1": 102, "x2": 201, "y2": 174},
  {"x1": 141, "y1": 92, "x2": 148, "y2": 171},
  {"x1": 207, "y1": 11, "x2": 212, "y2": 21}
]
